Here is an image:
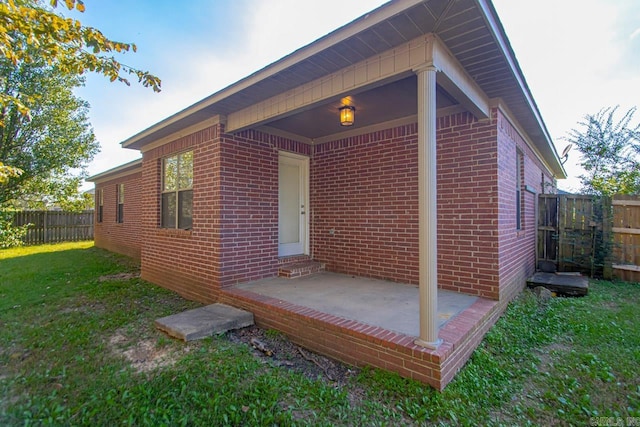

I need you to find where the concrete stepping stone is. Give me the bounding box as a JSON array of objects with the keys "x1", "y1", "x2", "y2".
[{"x1": 155, "y1": 303, "x2": 254, "y2": 341}]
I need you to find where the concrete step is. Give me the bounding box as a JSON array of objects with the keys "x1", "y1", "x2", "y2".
[
  {"x1": 278, "y1": 260, "x2": 325, "y2": 279},
  {"x1": 155, "y1": 303, "x2": 254, "y2": 341}
]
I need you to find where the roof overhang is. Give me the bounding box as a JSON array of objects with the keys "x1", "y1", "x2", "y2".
[
  {"x1": 121, "y1": 0, "x2": 566, "y2": 178},
  {"x1": 87, "y1": 158, "x2": 142, "y2": 183}
]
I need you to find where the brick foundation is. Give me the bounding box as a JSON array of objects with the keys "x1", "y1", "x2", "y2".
[{"x1": 219, "y1": 286, "x2": 501, "y2": 390}]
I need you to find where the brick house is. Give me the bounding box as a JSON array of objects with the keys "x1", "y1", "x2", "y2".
[
  {"x1": 90, "y1": 159, "x2": 142, "y2": 260},
  {"x1": 89, "y1": 0, "x2": 565, "y2": 389}
]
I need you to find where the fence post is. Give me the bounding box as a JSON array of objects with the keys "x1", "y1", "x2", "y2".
[
  {"x1": 558, "y1": 195, "x2": 565, "y2": 272},
  {"x1": 43, "y1": 210, "x2": 48, "y2": 243},
  {"x1": 602, "y1": 196, "x2": 613, "y2": 280}
]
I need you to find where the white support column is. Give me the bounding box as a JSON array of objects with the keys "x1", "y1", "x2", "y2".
[{"x1": 414, "y1": 64, "x2": 442, "y2": 349}]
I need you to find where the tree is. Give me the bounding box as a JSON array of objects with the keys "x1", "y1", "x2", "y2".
[
  {"x1": 568, "y1": 106, "x2": 640, "y2": 196},
  {"x1": 0, "y1": 0, "x2": 160, "y2": 190},
  {"x1": 0, "y1": 0, "x2": 160, "y2": 207},
  {"x1": 0, "y1": 51, "x2": 99, "y2": 208},
  {"x1": 0, "y1": 0, "x2": 161, "y2": 123}
]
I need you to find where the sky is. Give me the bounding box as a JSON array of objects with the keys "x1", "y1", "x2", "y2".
[{"x1": 71, "y1": 0, "x2": 640, "y2": 192}]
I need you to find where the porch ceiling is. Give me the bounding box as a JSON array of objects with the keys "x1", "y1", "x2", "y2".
[
  {"x1": 265, "y1": 77, "x2": 457, "y2": 140},
  {"x1": 122, "y1": 0, "x2": 565, "y2": 177}
]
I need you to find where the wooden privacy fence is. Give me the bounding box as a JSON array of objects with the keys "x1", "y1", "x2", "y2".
[
  {"x1": 612, "y1": 196, "x2": 640, "y2": 282},
  {"x1": 538, "y1": 194, "x2": 601, "y2": 276},
  {"x1": 537, "y1": 194, "x2": 640, "y2": 282},
  {"x1": 13, "y1": 210, "x2": 94, "y2": 245}
]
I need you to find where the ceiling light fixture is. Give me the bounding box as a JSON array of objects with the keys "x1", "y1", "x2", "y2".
[{"x1": 339, "y1": 105, "x2": 355, "y2": 126}]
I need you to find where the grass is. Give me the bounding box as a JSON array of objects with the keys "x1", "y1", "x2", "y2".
[{"x1": 1, "y1": 242, "x2": 639, "y2": 426}]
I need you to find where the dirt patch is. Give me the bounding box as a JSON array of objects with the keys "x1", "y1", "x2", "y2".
[
  {"x1": 227, "y1": 326, "x2": 359, "y2": 386},
  {"x1": 108, "y1": 330, "x2": 191, "y2": 373},
  {"x1": 599, "y1": 301, "x2": 620, "y2": 310},
  {"x1": 535, "y1": 341, "x2": 573, "y2": 374},
  {"x1": 60, "y1": 297, "x2": 106, "y2": 315},
  {"x1": 108, "y1": 325, "x2": 361, "y2": 387},
  {"x1": 99, "y1": 272, "x2": 140, "y2": 282}
]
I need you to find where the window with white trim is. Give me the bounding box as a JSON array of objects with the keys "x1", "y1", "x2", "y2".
[{"x1": 161, "y1": 151, "x2": 193, "y2": 229}]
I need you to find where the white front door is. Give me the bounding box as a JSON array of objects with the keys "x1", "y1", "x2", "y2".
[{"x1": 278, "y1": 152, "x2": 309, "y2": 257}]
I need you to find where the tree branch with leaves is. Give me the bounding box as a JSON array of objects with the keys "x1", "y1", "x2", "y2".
[
  {"x1": 568, "y1": 106, "x2": 640, "y2": 196},
  {"x1": 0, "y1": 0, "x2": 160, "y2": 211},
  {"x1": 0, "y1": 0, "x2": 161, "y2": 124},
  {"x1": 0, "y1": 51, "x2": 99, "y2": 208}
]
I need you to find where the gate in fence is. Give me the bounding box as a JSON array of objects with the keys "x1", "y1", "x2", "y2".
[
  {"x1": 537, "y1": 194, "x2": 640, "y2": 282},
  {"x1": 537, "y1": 194, "x2": 602, "y2": 276}
]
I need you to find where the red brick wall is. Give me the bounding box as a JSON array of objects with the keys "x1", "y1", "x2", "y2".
[
  {"x1": 218, "y1": 129, "x2": 310, "y2": 287},
  {"x1": 94, "y1": 171, "x2": 142, "y2": 259},
  {"x1": 140, "y1": 125, "x2": 222, "y2": 303},
  {"x1": 139, "y1": 125, "x2": 310, "y2": 301},
  {"x1": 311, "y1": 126, "x2": 420, "y2": 284},
  {"x1": 311, "y1": 112, "x2": 502, "y2": 299},
  {"x1": 436, "y1": 112, "x2": 500, "y2": 298},
  {"x1": 496, "y1": 109, "x2": 554, "y2": 301}
]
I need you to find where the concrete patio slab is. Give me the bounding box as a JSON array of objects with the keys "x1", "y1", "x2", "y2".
[
  {"x1": 235, "y1": 272, "x2": 478, "y2": 337},
  {"x1": 155, "y1": 303, "x2": 254, "y2": 341}
]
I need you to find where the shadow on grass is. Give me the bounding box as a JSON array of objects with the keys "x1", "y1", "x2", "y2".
[
  {"x1": 0, "y1": 242, "x2": 138, "y2": 312},
  {"x1": 0, "y1": 241, "x2": 95, "y2": 260}
]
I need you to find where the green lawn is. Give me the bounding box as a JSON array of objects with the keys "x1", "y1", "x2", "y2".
[{"x1": 1, "y1": 242, "x2": 638, "y2": 426}]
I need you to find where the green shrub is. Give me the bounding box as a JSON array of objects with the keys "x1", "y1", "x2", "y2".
[{"x1": 0, "y1": 210, "x2": 29, "y2": 248}]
